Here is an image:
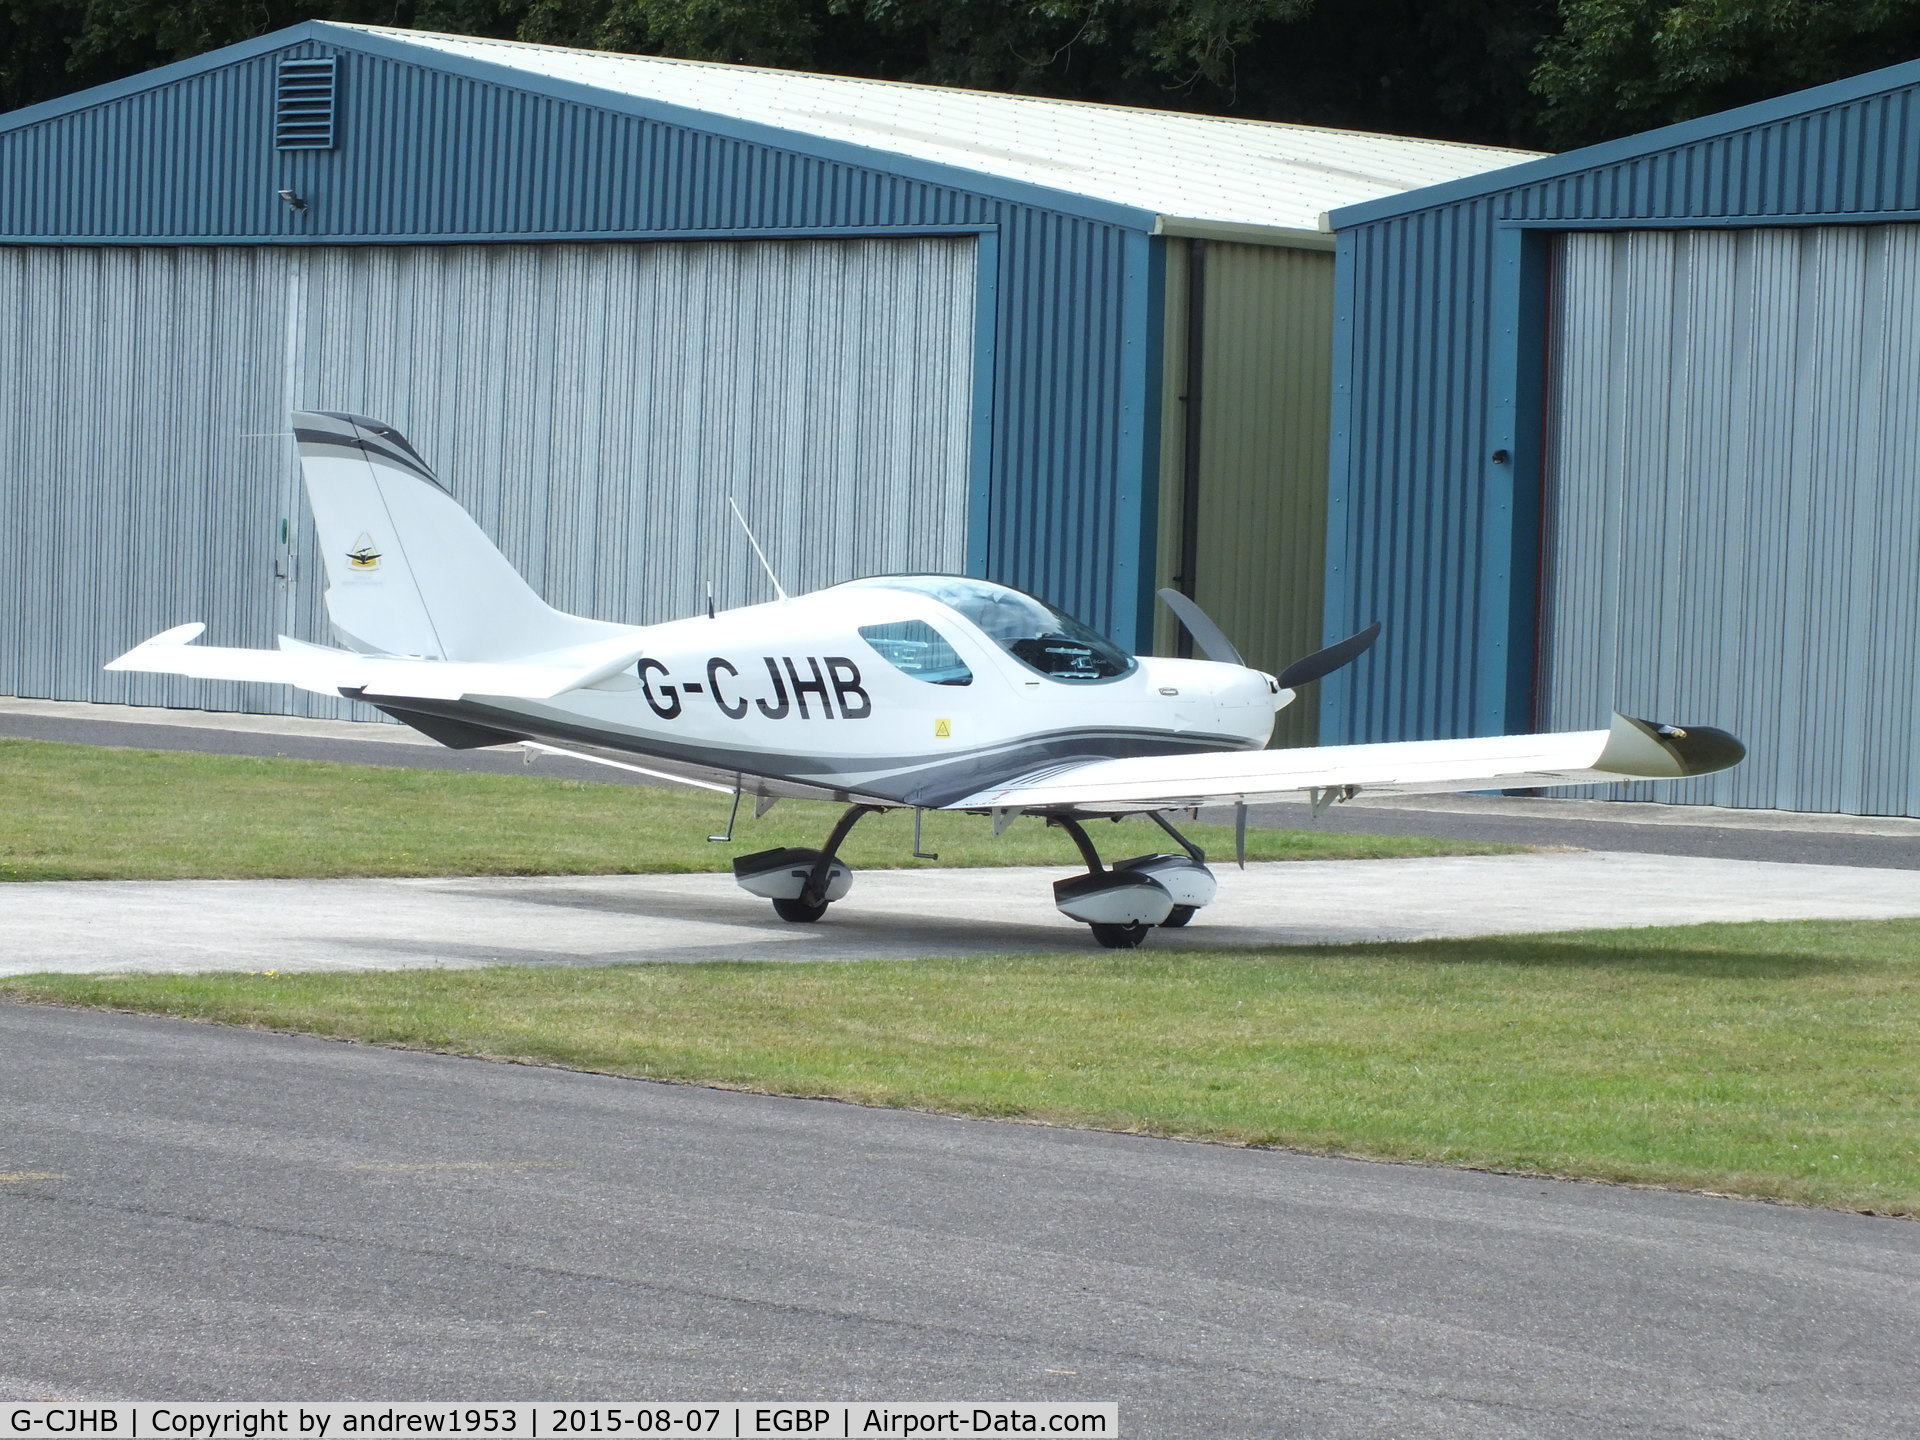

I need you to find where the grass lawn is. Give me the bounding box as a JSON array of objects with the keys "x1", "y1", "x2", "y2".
[
  {"x1": 0, "y1": 737, "x2": 1521, "y2": 881},
  {"x1": 6, "y1": 918, "x2": 1917, "y2": 1215}
]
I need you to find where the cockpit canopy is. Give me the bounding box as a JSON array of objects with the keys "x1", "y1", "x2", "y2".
[{"x1": 842, "y1": 575, "x2": 1136, "y2": 683}]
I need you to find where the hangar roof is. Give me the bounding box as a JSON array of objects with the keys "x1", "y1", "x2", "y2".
[{"x1": 349, "y1": 26, "x2": 1539, "y2": 244}]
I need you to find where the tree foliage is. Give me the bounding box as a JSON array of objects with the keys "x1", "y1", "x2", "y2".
[
  {"x1": 3, "y1": 0, "x2": 1919, "y2": 151},
  {"x1": 1536, "y1": 0, "x2": 1920, "y2": 145}
]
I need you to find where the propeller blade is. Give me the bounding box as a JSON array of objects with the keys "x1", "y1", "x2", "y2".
[
  {"x1": 1157, "y1": 588, "x2": 1243, "y2": 666},
  {"x1": 1277, "y1": 622, "x2": 1382, "y2": 689}
]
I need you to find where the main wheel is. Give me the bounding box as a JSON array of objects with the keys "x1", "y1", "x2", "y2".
[
  {"x1": 1160, "y1": 905, "x2": 1197, "y2": 928},
  {"x1": 1090, "y1": 922, "x2": 1150, "y2": 950},
  {"x1": 773, "y1": 896, "x2": 829, "y2": 923}
]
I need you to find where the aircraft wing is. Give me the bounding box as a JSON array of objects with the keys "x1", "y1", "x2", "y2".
[
  {"x1": 951, "y1": 714, "x2": 1745, "y2": 814},
  {"x1": 105, "y1": 624, "x2": 651, "y2": 701}
]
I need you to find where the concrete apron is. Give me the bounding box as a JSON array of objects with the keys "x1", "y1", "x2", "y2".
[{"x1": 8, "y1": 851, "x2": 1920, "y2": 975}]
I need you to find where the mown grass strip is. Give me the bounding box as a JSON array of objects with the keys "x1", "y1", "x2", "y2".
[
  {"x1": 0, "y1": 737, "x2": 1520, "y2": 881},
  {"x1": 8, "y1": 918, "x2": 1917, "y2": 1214}
]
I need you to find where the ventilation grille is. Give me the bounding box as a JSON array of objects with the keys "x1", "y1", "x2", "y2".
[{"x1": 275, "y1": 57, "x2": 338, "y2": 150}]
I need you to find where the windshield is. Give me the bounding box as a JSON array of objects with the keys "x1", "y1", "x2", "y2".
[{"x1": 843, "y1": 576, "x2": 1135, "y2": 683}]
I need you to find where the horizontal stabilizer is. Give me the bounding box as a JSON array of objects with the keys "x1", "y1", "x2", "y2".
[
  {"x1": 950, "y1": 714, "x2": 1745, "y2": 813},
  {"x1": 105, "y1": 625, "x2": 654, "y2": 702}
]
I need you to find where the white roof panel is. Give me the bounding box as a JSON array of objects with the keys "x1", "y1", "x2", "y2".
[{"x1": 356, "y1": 27, "x2": 1540, "y2": 237}]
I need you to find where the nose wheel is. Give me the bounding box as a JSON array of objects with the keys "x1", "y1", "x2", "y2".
[
  {"x1": 1090, "y1": 922, "x2": 1151, "y2": 949},
  {"x1": 772, "y1": 896, "x2": 830, "y2": 923}
]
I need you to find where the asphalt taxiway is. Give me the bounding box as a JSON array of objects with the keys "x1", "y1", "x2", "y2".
[{"x1": 3, "y1": 1004, "x2": 1915, "y2": 1435}]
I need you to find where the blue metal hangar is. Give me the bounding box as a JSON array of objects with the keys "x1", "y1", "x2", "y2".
[
  {"x1": 1323, "y1": 59, "x2": 1920, "y2": 816},
  {"x1": 0, "y1": 23, "x2": 1527, "y2": 730}
]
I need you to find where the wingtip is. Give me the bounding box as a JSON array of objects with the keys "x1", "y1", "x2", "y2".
[{"x1": 1598, "y1": 713, "x2": 1746, "y2": 779}]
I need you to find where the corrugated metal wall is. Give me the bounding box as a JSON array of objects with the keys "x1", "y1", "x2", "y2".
[
  {"x1": 0, "y1": 37, "x2": 1004, "y2": 242},
  {"x1": 1541, "y1": 225, "x2": 1920, "y2": 814},
  {"x1": 0, "y1": 33, "x2": 1159, "y2": 645},
  {"x1": 1501, "y1": 90, "x2": 1920, "y2": 223},
  {"x1": 987, "y1": 211, "x2": 1151, "y2": 641},
  {"x1": 1324, "y1": 202, "x2": 1507, "y2": 745},
  {"x1": 1325, "y1": 63, "x2": 1920, "y2": 810},
  {"x1": 0, "y1": 238, "x2": 975, "y2": 716}
]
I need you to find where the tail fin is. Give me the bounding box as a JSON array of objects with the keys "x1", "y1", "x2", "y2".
[{"x1": 294, "y1": 412, "x2": 623, "y2": 660}]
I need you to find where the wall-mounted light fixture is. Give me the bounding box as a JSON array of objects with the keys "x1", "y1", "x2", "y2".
[{"x1": 276, "y1": 188, "x2": 307, "y2": 213}]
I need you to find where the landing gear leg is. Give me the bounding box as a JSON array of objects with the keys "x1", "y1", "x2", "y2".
[
  {"x1": 1148, "y1": 810, "x2": 1207, "y2": 863},
  {"x1": 1051, "y1": 815, "x2": 1107, "y2": 875},
  {"x1": 771, "y1": 803, "x2": 882, "y2": 923},
  {"x1": 1148, "y1": 812, "x2": 1205, "y2": 927}
]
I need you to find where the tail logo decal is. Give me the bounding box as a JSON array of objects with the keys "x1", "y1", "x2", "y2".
[{"x1": 346, "y1": 533, "x2": 383, "y2": 572}]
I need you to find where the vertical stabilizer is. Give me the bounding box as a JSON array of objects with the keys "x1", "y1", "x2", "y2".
[{"x1": 293, "y1": 411, "x2": 624, "y2": 660}]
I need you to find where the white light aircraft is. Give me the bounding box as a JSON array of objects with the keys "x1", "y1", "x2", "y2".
[{"x1": 109, "y1": 412, "x2": 1745, "y2": 947}]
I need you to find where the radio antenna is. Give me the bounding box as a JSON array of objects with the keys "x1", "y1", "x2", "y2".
[{"x1": 728, "y1": 496, "x2": 789, "y2": 602}]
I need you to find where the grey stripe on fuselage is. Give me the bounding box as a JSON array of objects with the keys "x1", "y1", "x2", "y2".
[{"x1": 353, "y1": 692, "x2": 1253, "y2": 809}]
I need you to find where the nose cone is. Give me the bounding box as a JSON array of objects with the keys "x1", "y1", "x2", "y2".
[
  {"x1": 1234, "y1": 667, "x2": 1295, "y2": 713},
  {"x1": 1202, "y1": 662, "x2": 1282, "y2": 711}
]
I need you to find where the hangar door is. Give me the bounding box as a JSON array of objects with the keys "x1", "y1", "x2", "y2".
[
  {"x1": 1154, "y1": 240, "x2": 1334, "y2": 748},
  {"x1": 1540, "y1": 225, "x2": 1920, "y2": 814},
  {"x1": 0, "y1": 237, "x2": 976, "y2": 718}
]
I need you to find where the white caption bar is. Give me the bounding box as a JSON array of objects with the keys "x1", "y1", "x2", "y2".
[{"x1": 4, "y1": 1405, "x2": 1118, "y2": 1440}]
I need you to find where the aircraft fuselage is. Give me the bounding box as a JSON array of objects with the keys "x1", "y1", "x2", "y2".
[{"x1": 409, "y1": 584, "x2": 1283, "y2": 807}]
